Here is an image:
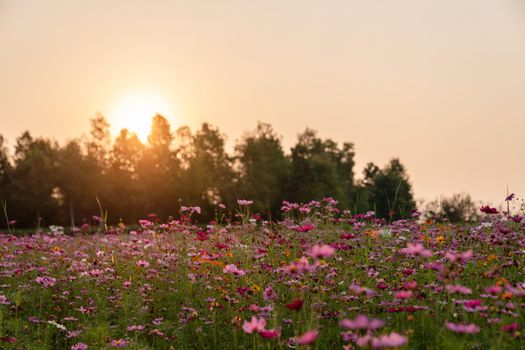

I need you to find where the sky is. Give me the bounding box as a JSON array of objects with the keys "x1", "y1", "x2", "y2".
[{"x1": 1, "y1": 0, "x2": 525, "y2": 206}]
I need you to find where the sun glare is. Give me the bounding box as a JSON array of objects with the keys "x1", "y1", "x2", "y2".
[{"x1": 111, "y1": 92, "x2": 173, "y2": 142}]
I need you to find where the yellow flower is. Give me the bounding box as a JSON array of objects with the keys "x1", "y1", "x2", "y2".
[{"x1": 436, "y1": 236, "x2": 445, "y2": 244}]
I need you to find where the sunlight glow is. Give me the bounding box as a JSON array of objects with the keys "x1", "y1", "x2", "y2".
[{"x1": 111, "y1": 92, "x2": 173, "y2": 142}]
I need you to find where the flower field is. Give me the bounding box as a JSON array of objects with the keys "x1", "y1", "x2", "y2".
[{"x1": 0, "y1": 199, "x2": 524, "y2": 349}]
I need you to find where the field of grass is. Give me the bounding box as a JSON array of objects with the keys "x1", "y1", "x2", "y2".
[{"x1": 0, "y1": 199, "x2": 523, "y2": 349}]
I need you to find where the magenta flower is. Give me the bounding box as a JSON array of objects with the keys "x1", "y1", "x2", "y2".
[
  {"x1": 223, "y1": 264, "x2": 246, "y2": 276},
  {"x1": 394, "y1": 290, "x2": 413, "y2": 299},
  {"x1": 71, "y1": 343, "x2": 88, "y2": 350},
  {"x1": 501, "y1": 322, "x2": 520, "y2": 333},
  {"x1": 296, "y1": 330, "x2": 318, "y2": 345},
  {"x1": 399, "y1": 243, "x2": 432, "y2": 257},
  {"x1": 445, "y1": 322, "x2": 480, "y2": 334},
  {"x1": 308, "y1": 244, "x2": 336, "y2": 259},
  {"x1": 259, "y1": 328, "x2": 281, "y2": 339},
  {"x1": 340, "y1": 315, "x2": 385, "y2": 331},
  {"x1": 242, "y1": 316, "x2": 266, "y2": 334}
]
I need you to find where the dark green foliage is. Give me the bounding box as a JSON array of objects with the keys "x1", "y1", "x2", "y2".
[
  {"x1": 424, "y1": 193, "x2": 480, "y2": 223},
  {"x1": 235, "y1": 122, "x2": 291, "y2": 217},
  {"x1": 0, "y1": 117, "x2": 417, "y2": 227},
  {"x1": 289, "y1": 128, "x2": 355, "y2": 208},
  {"x1": 360, "y1": 158, "x2": 416, "y2": 220}
]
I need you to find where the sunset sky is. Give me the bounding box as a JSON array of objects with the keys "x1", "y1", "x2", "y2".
[{"x1": 1, "y1": 0, "x2": 524, "y2": 206}]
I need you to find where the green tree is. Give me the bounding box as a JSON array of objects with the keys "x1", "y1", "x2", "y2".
[
  {"x1": 8, "y1": 132, "x2": 60, "y2": 228},
  {"x1": 362, "y1": 158, "x2": 416, "y2": 220},
  {"x1": 235, "y1": 122, "x2": 291, "y2": 216},
  {"x1": 178, "y1": 123, "x2": 235, "y2": 217},
  {"x1": 289, "y1": 128, "x2": 355, "y2": 207}
]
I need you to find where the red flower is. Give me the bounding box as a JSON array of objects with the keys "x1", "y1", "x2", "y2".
[
  {"x1": 286, "y1": 299, "x2": 304, "y2": 311},
  {"x1": 480, "y1": 205, "x2": 499, "y2": 214}
]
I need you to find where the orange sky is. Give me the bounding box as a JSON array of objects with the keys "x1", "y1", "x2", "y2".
[{"x1": 1, "y1": 0, "x2": 525, "y2": 206}]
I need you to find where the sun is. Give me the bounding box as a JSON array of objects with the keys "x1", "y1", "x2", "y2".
[{"x1": 111, "y1": 92, "x2": 172, "y2": 142}]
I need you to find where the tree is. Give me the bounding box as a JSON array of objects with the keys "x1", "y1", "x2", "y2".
[
  {"x1": 178, "y1": 123, "x2": 235, "y2": 217},
  {"x1": 56, "y1": 140, "x2": 100, "y2": 227},
  {"x1": 235, "y1": 122, "x2": 291, "y2": 216},
  {"x1": 136, "y1": 114, "x2": 179, "y2": 219},
  {"x1": 107, "y1": 129, "x2": 145, "y2": 222},
  {"x1": 86, "y1": 113, "x2": 111, "y2": 168},
  {"x1": 289, "y1": 128, "x2": 355, "y2": 207},
  {"x1": 424, "y1": 193, "x2": 480, "y2": 223},
  {"x1": 362, "y1": 158, "x2": 416, "y2": 220},
  {"x1": 8, "y1": 132, "x2": 60, "y2": 228}
]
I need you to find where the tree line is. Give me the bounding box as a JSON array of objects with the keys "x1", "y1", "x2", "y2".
[{"x1": 0, "y1": 115, "x2": 416, "y2": 228}]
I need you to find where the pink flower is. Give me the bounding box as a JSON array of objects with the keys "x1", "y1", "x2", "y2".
[
  {"x1": 259, "y1": 328, "x2": 281, "y2": 339},
  {"x1": 223, "y1": 264, "x2": 246, "y2": 276},
  {"x1": 308, "y1": 244, "x2": 336, "y2": 259},
  {"x1": 340, "y1": 315, "x2": 384, "y2": 331},
  {"x1": 445, "y1": 322, "x2": 480, "y2": 334},
  {"x1": 371, "y1": 332, "x2": 408, "y2": 348},
  {"x1": 0, "y1": 295, "x2": 10, "y2": 305},
  {"x1": 127, "y1": 325, "x2": 145, "y2": 331},
  {"x1": 446, "y1": 284, "x2": 472, "y2": 295},
  {"x1": 71, "y1": 343, "x2": 88, "y2": 350},
  {"x1": 237, "y1": 199, "x2": 253, "y2": 206},
  {"x1": 296, "y1": 330, "x2": 318, "y2": 345},
  {"x1": 136, "y1": 260, "x2": 150, "y2": 268},
  {"x1": 109, "y1": 338, "x2": 129, "y2": 347},
  {"x1": 35, "y1": 276, "x2": 56, "y2": 288},
  {"x1": 399, "y1": 243, "x2": 432, "y2": 257},
  {"x1": 242, "y1": 316, "x2": 266, "y2": 334},
  {"x1": 293, "y1": 224, "x2": 315, "y2": 233},
  {"x1": 445, "y1": 250, "x2": 473, "y2": 263}
]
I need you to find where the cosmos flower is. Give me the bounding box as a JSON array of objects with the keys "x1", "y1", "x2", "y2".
[
  {"x1": 340, "y1": 315, "x2": 385, "y2": 331},
  {"x1": 308, "y1": 244, "x2": 336, "y2": 259},
  {"x1": 399, "y1": 243, "x2": 432, "y2": 257},
  {"x1": 480, "y1": 206, "x2": 499, "y2": 214},
  {"x1": 296, "y1": 330, "x2": 318, "y2": 345},
  {"x1": 71, "y1": 343, "x2": 88, "y2": 350},
  {"x1": 286, "y1": 299, "x2": 304, "y2": 311},
  {"x1": 445, "y1": 322, "x2": 480, "y2": 334},
  {"x1": 237, "y1": 199, "x2": 254, "y2": 206},
  {"x1": 446, "y1": 284, "x2": 472, "y2": 295},
  {"x1": 223, "y1": 264, "x2": 246, "y2": 276},
  {"x1": 371, "y1": 332, "x2": 408, "y2": 348},
  {"x1": 242, "y1": 316, "x2": 266, "y2": 334},
  {"x1": 259, "y1": 328, "x2": 281, "y2": 339}
]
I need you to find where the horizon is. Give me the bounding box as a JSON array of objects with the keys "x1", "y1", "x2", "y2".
[{"x1": 2, "y1": 0, "x2": 525, "y2": 205}]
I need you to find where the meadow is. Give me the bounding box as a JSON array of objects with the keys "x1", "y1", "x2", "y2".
[{"x1": 0, "y1": 198, "x2": 523, "y2": 349}]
